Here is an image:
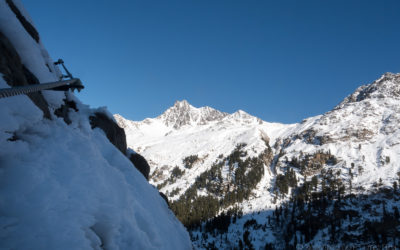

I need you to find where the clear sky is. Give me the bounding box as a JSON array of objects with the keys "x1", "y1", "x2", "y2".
[{"x1": 22, "y1": 0, "x2": 400, "y2": 124}]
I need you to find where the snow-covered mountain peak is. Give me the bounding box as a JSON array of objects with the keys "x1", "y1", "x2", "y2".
[
  {"x1": 158, "y1": 100, "x2": 228, "y2": 129},
  {"x1": 226, "y1": 109, "x2": 263, "y2": 124},
  {"x1": 337, "y1": 72, "x2": 400, "y2": 109},
  {"x1": 114, "y1": 113, "x2": 130, "y2": 128},
  {"x1": 115, "y1": 73, "x2": 400, "y2": 248},
  {"x1": 281, "y1": 73, "x2": 400, "y2": 149},
  {"x1": 161, "y1": 99, "x2": 195, "y2": 118},
  {"x1": 173, "y1": 99, "x2": 191, "y2": 109},
  {"x1": 232, "y1": 110, "x2": 249, "y2": 117}
]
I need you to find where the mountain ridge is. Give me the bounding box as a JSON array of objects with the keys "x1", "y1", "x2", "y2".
[
  {"x1": 115, "y1": 72, "x2": 400, "y2": 249},
  {"x1": 115, "y1": 99, "x2": 267, "y2": 131},
  {"x1": 158, "y1": 100, "x2": 229, "y2": 129},
  {"x1": 117, "y1": 72, "x2": 400, "y2": 132}
]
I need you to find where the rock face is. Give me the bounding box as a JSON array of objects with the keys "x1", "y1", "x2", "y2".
[
  {"x1": 128, "y1": 151, "x2": 150, "y2": 180},
  {"x1": 159, "y1": 100, "x2": 228, "y2": 129},
  {"x1": 54, "y1": 99, "x2": 78, "y2": 124},
  {"x1": 337, "y1": 72, "x2": 400, "y2": 107},
  {"x1": 5, "y1": 0, "x2": 39, "y2": 42},
  {"x1": 0, "y1": 31, "x2": 50, "y2": 118},
  {"x1": 89, "y1": 112, "x2": 153, "y2": 181},
  {"x1": 89, "y1": 112, "x2": 127, "y2": 155}
]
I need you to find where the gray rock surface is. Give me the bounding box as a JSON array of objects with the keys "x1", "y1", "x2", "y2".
[
  {"x1": 89, "y1": 112, "x2": 127, "y2": 154},
  {"x1": 0, "y1": 31, "x2": 51, "y2": 118}
]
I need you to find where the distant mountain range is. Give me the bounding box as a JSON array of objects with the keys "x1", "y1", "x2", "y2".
[{"x1": 115, "y1": 72, "x2": 400, "y2": 249}]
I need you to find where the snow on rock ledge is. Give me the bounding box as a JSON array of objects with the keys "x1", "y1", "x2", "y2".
[
  {"x1": 336, "y1": 72, "x2": 400, "y2": 109},
  {"x1": 0, "y1": 1, "x2": 191, "y2": 249}
]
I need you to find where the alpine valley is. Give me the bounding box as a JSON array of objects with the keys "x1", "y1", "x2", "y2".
[{"x1": 116, "y1": 73, "x2": 400, "y2": 249}]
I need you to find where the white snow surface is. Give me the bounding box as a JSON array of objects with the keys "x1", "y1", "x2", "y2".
[
  {"x1": 115, "y1": 101, "x2": 295, "y2": 200},
  {"x1": 116, "y1": 73, "x2": 400, "y2": 248},
  {"x1": 0, "y1": 1, "x2": 191, "y2": 249},
  {"x1": 117, "y1": 73, "x2": 400, "y2": 203}
]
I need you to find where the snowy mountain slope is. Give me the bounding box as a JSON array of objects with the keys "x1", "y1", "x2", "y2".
[
  {"x1": 116, "y1": 73, "x2": 400, "y2": 249},
  {"x1": 117, "y1": 73, "x2": 400, "y2": 198},
  {"x1": 275, "y1": 72, "x2": 400, "y2": 189},
  {"x1": 0, "y1": 1, "x2": 191, "y2": 249},
  {"x1": 115, "y1": 100, "x2": 294, "y2": 200},
  {"x1": 159, "y1": 100, "x2": 229, "y2": 129}
]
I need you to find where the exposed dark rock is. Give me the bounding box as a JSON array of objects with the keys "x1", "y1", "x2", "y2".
[
  {"x1": 150, "y1": 166, "x2": 167, "y2": 182},
  {"x1": 349, "y1": 128, "x2": 375, "y2": 141},
  {"x1": 296, "y1": 129, "x2": 333, "y2": 145},
  {"x1": 6, "y1": 0, "x2": 40, "y2": 43},
  {"x1": 336, "y1": 73, "x2": 400, "y2": 110},
  {"x1": 0, "y1": 33, "x2": 21, "y2": 82},
  {"x1": 0, "y1": 31, "x2": 51, "y2": 118},
  {"x1": 316, "y1": 135, "x2": 331, "y2": 145},
  {"x1": 354, "y1": 85, "x2": 378, "y2": 102},
  {"x1": 7, "y1": 132, "x2": 19, "y2": 142},
  {"x1": 54, "y1": 99, "x2": 78, "y2": 124},
  {"x1": 300, "y1": 129, "x2": 318, "y2": 144},
  {"x1": 282, "y1": 138, "x2": 291, "y2": 148},
  {"x1": 261, "y1": 147, "x2": 274, "y2": 165},
  {"x1": 128, "y1": 152, "x2": 150, "y2": 180},
  {"x1": 289, "y1": 150, "x2": 338, "y2": 176},
  {"x1": 89, "y1": 113, "x2": 152, "y2": 180},
  {"x1": 89, "y1": 112, "x2": 127, "y2": 154},
  {"x1": 273, "y1": 138, "x2": 282, "y2": 150},
  {"x1": 159, "y1": 191, "x2": 170, "y2": 208}
]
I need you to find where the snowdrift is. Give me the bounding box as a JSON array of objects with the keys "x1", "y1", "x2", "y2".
[{"x1": 0, "y1": 1, "x2": 191, "y2": 249}]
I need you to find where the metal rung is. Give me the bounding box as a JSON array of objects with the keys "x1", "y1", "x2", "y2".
[{"x1": 0, "y1": 78, "x2": 84, "y2": 99}]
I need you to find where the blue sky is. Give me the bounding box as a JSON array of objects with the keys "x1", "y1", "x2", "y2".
[{"x1": 22, "y1": 0, "x2": 400, "y2": 123}]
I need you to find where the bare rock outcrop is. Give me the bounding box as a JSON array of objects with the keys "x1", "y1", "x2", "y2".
[
  {"x1": 0, "y1": 31, "x2": 51, "y2": 118},
  {"x1": 89, "y1": 112, "x2": 127, "y2": 154}
]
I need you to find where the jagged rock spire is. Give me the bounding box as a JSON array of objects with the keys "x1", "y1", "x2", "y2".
[{"x1": 158, "y1": 100, "x2": 228, "y2": 129}]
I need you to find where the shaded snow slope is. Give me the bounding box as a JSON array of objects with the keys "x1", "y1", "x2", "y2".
[{"x1": 0, "y1": 1, "x2": 191, "y2": 249}]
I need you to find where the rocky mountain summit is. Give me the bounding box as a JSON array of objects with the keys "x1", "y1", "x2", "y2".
[
  {"x1": 338, "y1": 72, "x2": 400, "y2": 107},
  {"x1": 276, "y1": 72, "x2": 400, "y2": 178},
  {"x1": 115, "y1": 100, "x2": 264, "y2": 133},
  {"x1": 159, "y1": 100, "x2": 228, "y2": 129},
  {"x1": 116, "y1": 73, "x2": 400, "y2": 249}
]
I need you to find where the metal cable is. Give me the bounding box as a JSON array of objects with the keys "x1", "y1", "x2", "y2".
[{"x1": 0, "y1": 78, "x2": 82, "y2": 99}]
